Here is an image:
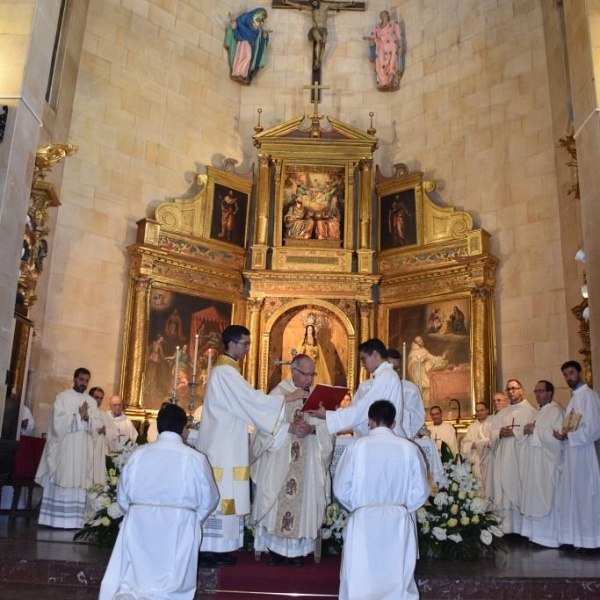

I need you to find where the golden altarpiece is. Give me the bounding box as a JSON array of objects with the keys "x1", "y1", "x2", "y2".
[{"x1": 120, "y1": 112, "x2": 498, "y2": 424}]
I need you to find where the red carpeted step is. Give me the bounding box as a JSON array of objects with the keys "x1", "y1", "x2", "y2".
[{"x1": 214, "y1": 551, "x2": 340, "y2": 597}]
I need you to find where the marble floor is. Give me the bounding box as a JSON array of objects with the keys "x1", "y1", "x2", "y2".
[{"x1": 1, "y1": 514, "x2": 600, "y2": 600}]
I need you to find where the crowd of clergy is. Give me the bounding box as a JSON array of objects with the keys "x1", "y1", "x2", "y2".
[
  {"x1": 31, "y1": 333, "x2": 600, "y2": 600},
  {"x1": 458, "y1": 361, "x2": 600, "y2": 550}
]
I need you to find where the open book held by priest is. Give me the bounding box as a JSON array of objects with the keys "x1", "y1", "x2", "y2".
[{"x1": 301, "y1": 383, "x2": 348, "y2": 412}]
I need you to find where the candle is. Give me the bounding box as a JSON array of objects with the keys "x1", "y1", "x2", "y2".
[
  {"x1": 418, "y1": 357, "x2": 422, "y2": 391},
  {"x1": 402, "y1": 342, "x2": 406, "y2": 380},
  {"x1": 207, "y1": 350, "x2": 212, "y2": 377},
  {"x1": 192, "y1": 334, "x2": 199, "y2": 379},
  {"x1": 173, "y1": 346, "x2": 180, "y2": 391}
]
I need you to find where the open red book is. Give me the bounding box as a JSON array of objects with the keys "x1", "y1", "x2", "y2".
[{"x1": 301, "y1": 384, "x2": 349, "y2": 412}]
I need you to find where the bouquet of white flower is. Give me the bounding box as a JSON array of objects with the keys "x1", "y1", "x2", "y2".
[
  {"x1": 74, "y1": 442, "x2": 137, "y2": 549},
  {"x1": 321, "y1": 501, "x2": 349, "y2": 554},
  {"x1": 417, "y1": 456, "x2": 504, "y2": 560}
]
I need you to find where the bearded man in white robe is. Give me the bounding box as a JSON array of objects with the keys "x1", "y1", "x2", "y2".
[
  {"x1": 334, "y1": 400, "x2": 429, "y2": 600},
  {"x1": 196, "y1": 325, "x2": 308, "y2": 567},
  {"x1": 460, "y1": 401, "x2": 492, "y2": 485},
  {"x1": 554, "y1": 360, "x2": 600, "y2": 548},
  {"x1": 308, "y1": 338, "x2": 408, "y2": 439},
  {"x1": 108, "y1": 394, "x2": 138, "y2": 450},
  {"x1": 491, "y1": 379, "x2": 536, "y2": 534},
  {"x1": 100, "y1": 403, "x2": 219, "y2": 600},
  {"x1": 251, "y1": 354, "x2": 334, "y2": 566},
  {"x1": 519, "y1": 380, "x2": 564, "y2": 547},
  {"x1": 35, "y1": 368, "x2": 106, "y2": 528}
]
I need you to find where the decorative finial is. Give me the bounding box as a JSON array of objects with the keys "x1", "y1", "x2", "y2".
[
  {"x1": 254, "y1": 108, "x2": 264, "y2": 134},
  {"x1": 367, "y1": 111, "x2": 376, "y2": 136}
]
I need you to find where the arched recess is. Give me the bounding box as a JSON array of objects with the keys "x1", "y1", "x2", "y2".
[{"x1": 258, "y1": 298, "x2": 357, "y2": 394}]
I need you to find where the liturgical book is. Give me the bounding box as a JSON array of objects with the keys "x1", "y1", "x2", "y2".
[{"x1": 301, "y1": 384, "x2": 348, "y2": 412}]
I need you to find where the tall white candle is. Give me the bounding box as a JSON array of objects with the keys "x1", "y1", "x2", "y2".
[
  {"x1": 192, "y1": 334, "x2": 199, "y2": 378},
  {"x1": 418, "y1": 357, "x2": 422, "y2": 391},
  {"x1": 207, "y1": 350, "x2": 212, "y2": 377},
  {"x1": 173, "y1": 346, "x2": 180, "y2": 391},
  {"x1": 402, "y1": 342, "x2": 406, "y2": 380}
]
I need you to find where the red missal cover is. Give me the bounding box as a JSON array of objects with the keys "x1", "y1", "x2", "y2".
[{"x1": 301, "y1": 384, "x2": 348, "y2": 412}]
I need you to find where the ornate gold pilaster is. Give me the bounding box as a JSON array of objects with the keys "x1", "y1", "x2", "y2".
[
  {"x1": 471, "y1": 284, "x2": 494, "y2": 406},
  {"x1": 251, "y1": 154, "x2": 272, "y2": 269},
  {"x1": 124, "y1": 276, "x2": 152, "y2": 407},
  {"x1": 357, "y1": 300, "x2": 373, "y2": 383},
  {"x1": 357, "y1": 158, "x2": 375, "y2": 273},
  {"x1": 246, "y1": 297, "x2": 264, "y2": 387}
]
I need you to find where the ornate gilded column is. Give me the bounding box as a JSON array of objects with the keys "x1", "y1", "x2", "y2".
[
  {"x1": 123, "y1": 276, "x2": 152, "y2": 407},
  {"x1": 246, "y1": 297, "x2": 264, "y2": 388},
  {"x1": 357, "y1": 158, "x2": 375, "y2": 273},
  {"x1": 357, "y1": 300, "x2": 373, "y2": 383},
  {"x1": 471, "y1": 284, "x2": 495, "y2": 406},
  {"x1": 251, "y1": 154, "x2": 272, "y2": 269}
]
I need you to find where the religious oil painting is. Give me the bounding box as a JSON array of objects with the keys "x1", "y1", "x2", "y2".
[
  {"x1": 379, "y1": 187, "x2": 417, "y2": 251},
  {"x1": 143, "y1": 287, "x2": 232, "y2": 410},
  {"x1": 209, "y1": 182, "x2": 249, "y2": 248},
  {"x1": 387, "y1": 296, "x2": 472, "y2": 418},
  {"x1": 281, "y1": 165, "x2": 345, "y2": 245}
]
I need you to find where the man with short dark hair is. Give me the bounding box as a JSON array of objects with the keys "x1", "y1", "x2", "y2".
[
  {"x1": 519, "y1": 380, "x2": 563, "y2": 547},
  {"x1": 491, "y1": 378, "x2": 536, "y2": 534},
  {"x1": 429, "y1": 405, "x2": 458, "y2": 456},
  {"x1": 36, "y1": 368, "x2": 105, "y2": 528},
  {"x1": 554, "y1": 360, "x2": 600, "y2": 548},
  {"x1": 385, "y1": 348, "x2": 425, "y2": 438},
  {"x1": 196, "y1": 325, "x2": 308, "y2": 566},
  {"x1": 334, "y1": 400, "x2": 429, "y2": 600},
  {"x1": 251, "y1": 353, "x2": 334, "y2": 566},
  {"x1": 308, "y1": 338, "x2": 408, "y2": 438},
  {"x1": 100, "y1": 403, "x2": 219, "y2": 600},
  {"x1": 460, "y1": 401, "x2": 491, "y2": 484}
]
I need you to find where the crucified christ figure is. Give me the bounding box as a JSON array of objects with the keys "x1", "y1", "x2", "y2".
[{"x1": 282, "y1": 0, "x2": 357, "y2": 69}]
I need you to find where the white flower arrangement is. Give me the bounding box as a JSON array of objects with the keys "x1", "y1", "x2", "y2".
[
  {"x1": 417, "y1": 456, "x2": 504, "y2": 560},
  {"x1": 74, "y1": 441, "x2": 137, "y2": 549}
]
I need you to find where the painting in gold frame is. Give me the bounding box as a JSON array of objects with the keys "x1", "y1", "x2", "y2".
[
  {"x1": 281, "y1": 164, "x2": 345, "y2": 246},
  {"x1": 206, "y1": 166, "x2": 252, "y2": 249},
  {"x1": 387, "y1": 295, "x2": 472, "y2": 419},
  {"x1": 142, "y1": 287, "x2": 232, "y2": 410}
]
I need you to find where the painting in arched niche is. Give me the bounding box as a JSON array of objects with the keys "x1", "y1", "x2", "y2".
[{"x1": 267, "y1": 305, "x2": 348, "y2": 392}]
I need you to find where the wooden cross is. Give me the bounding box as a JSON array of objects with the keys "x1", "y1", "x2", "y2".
[
  {"x1": 273, "y1": 0, "x2": 366, "y2": 87},
  {"x1": 303, "y1": 81, "x2": 330, "y2": 116}
]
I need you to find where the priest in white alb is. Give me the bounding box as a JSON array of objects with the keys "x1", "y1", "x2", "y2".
[
  {"x1": 251, "y1": 353, "x2": 334, "y2": 565},
  {"x1": 334, "y1": 400, "x2": 429, "y2": 600},
  {"x1": 491, "y1": 379, "x2": 537, "y2": 534},
  {"x1": 519, "y1": 380, "x2": 564, "y2": 547},
  {"x1": 196, "y1": 325, "x2": 308, "y2": 567},
  {"x1": 108, "y1": 394, "x2": 138, "y2": 450},
  {"x1": 99, "y1": 403, "x2": 219, "y2": 600},
  {"x1": 460, "y1": 401, "x2": 492, "y2": 486},
  {"x1": 35, "y1": 368, "x2": 106, "y2": 528},
  {"x1": 554, "y1": 360, "x2": 600, "y2": 548},
  {"x1": 428, "y1": 405, "x2": 458, "y2": 457}
]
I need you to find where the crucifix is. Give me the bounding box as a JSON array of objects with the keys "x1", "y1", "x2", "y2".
[{"x1": 273, "y1": 0, "x2": 366, "y2": 89}]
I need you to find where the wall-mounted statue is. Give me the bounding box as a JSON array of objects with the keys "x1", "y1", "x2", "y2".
[
  {"x1": 225, "y1": 7, "x2": 270, "y2": 85},
  {"x1": 363, "y1": 10, "x2": 403, "y2": 91}
]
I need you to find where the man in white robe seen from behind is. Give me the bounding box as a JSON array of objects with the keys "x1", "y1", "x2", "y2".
[
  {"x1": 308, "y1": 339, "x2": 408, "y2": 439},
  {"x1": 554, "y1": 360, "x2": 600, "y2": 548},
  {"x1": 460, "y1": 401, "x2": 492, "y2": 485},
  {"x1": 100, "y1": 403, "x2": 219, "y2": 600},
  {"x1": 35, "y1": 367, "x2": 105, "y2": 528},
  {"x1": 519, "y1": 380, "x2": 563, "y2": 547},
  {"x1": 251, "y1": 353, "x2": 334, "y2": 565},
  {"x1": 334, "y1": 400, "x2": 429, "y2": 600},
  {"x1": 385, "y1": 347, "x2": 425, "y2": 438},
  {"x1": 196, "y1": 325, "x2": 308, "y2": 566}
]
